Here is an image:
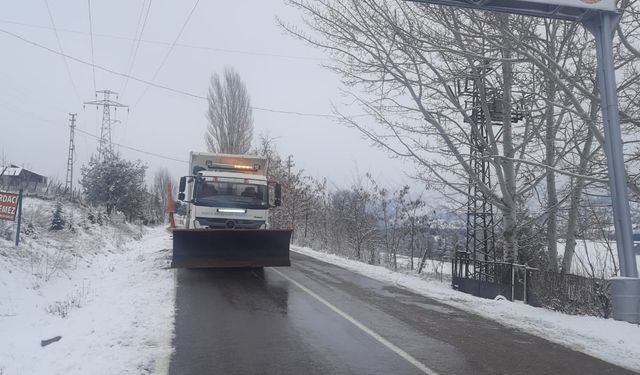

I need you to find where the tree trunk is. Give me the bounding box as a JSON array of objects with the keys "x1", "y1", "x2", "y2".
[
  {"x1": 500, "y1": 21, "x2": 518, "y2": 262},
  {"x1": 545, "y1": 78, "x2": 559, "y2": 271},
  {"x1": 409, "y1": 220, "x2": 415, "y2": 270},
  {"x1": 562, "y1": 127, "x2": 595, "y2": 273},
  {"x1": 417, "y1": 236, "x2": 430, "y2": 274}
]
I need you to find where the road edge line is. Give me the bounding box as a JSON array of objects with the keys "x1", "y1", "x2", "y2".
[
  {"x1": 155, "y1": 260, "x2": 178, "y2": 375},
  {"x1": 272, "y1": 268, "x2": 439, "y2": 375}
]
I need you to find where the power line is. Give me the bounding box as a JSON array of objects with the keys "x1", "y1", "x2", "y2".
[
  {"x1": 75, "y1": 128, "x2": 188, "y2": 163},
  {"x1": 0, "y1": 27, "x2": 368, "y2": 119},
  {"x1": 43, "y1": 0, "x2": 82, "y2": 103},
  {"x1": 150, "y1": 0, "x2": 200, "y2": 76},
  {"x1": 0, "y1": 18, "x2": 325, "y2": 62},
  {"x1": 0, "y1": 100, "x2": 187, "y2": 163},
  {"x1": 0, "y1": 27, "x2": 205, "y2": 98},
  {"x1": 134, "y1": 0, "x2": 200, "y2": 107},
  {"x1": 121, "y1": 0, "x2": 148, "y2": 93},
  {"x1": 87, "y1": 0, "x2": 97, "y2": 92},
  {"x1": 120, "y1": 0, "x2": 153, "y2": 96},
  {"x1": 252, "y1": 106, "x2": 336, "y2": 118}
]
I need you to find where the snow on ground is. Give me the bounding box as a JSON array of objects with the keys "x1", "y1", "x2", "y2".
[
  {"x1": 557, "y1": 240, "x2": 618, "y2": 277},
  {"x1": 293, "y1": 246, "x2": 640, "y2": 373},
  {"x1": 0, "y1": 197, "x2": 175, "y2": 375},
  {"x1": 556, "y1": 240, "x2": 640, "y2": 277},
  {"x1": 386, "y1": 253, "x2": 451, "y2": 278},
  {"x1": 390, "y1": 239, "x2": 637, "y2": 279}
]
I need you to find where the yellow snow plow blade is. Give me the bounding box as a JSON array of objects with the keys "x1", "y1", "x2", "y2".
[{"x1": 171, "y1": 229, "x2": 292, "y2": 268}]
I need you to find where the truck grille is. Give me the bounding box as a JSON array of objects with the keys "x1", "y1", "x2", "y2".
[{"x1": 195, "y1": 217, "x2": 264, "y2": 229}]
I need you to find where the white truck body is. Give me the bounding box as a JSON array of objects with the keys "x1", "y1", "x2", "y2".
[{"x1": 183, "y1": 152, "x2": 273, "y2": 230}]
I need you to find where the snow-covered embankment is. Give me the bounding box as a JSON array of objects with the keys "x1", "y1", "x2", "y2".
[{"x1": 0, "y1": 197, "x2": 175, "y2": 375}]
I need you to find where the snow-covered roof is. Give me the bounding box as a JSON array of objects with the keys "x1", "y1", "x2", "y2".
[
  {"x1": 0, "y1": 165, "x2": 46, "y2": 178},
  {"x1": 1, "y1": 166, "x2": 22, "y2": 176}
]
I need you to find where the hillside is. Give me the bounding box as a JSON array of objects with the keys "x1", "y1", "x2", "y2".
[{"x1": 0, "y1": 197, "x2": 175, "y2": 374}]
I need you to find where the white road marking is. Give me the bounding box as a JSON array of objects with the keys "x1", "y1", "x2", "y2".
[
  {"x1": 271, "y1": 268, "x2": 440, "y2": 375},
  {"x1": 156, "y1": 267, "x2": 177, "y2": 375}
]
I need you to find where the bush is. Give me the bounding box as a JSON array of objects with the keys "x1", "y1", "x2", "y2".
[
  {"x1": 45, "y1": 287, "x2": 88, "y2": 318},
  {"x1": 22, "y1": 220, "x2": 37, "y2": 237},
  {"x1": 87, "y1": 208, "x2": 107, "y2": 226},
  {"x1": 0, "y1": 221, "x2": 13, "y2": 241}
]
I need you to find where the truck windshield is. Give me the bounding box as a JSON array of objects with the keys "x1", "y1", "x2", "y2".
[{"x1": 194, "y1": 179, "x2": 268, "y2": 209}]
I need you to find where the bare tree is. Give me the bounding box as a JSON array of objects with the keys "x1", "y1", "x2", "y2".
[
  {"x1": 401, "y1": 192, "x2": 425, "y2": 270},
  {"x1": 281, "y1": 0, "x2": 640, "y2": 274},
  {"x1": 370, "y1": 179, "x2": 406, "y2": 270},
  {"x1": 205, "y1": 68, "x2": 254, "y2": 154},
  {"x1": 152, "y1": 168, "x2": 174, "y2": 223},
  {"x1": 280, "y1": 1, "x2": 543, "y2": 262}
]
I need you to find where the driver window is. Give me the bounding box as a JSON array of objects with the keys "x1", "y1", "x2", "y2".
[
  {"x1": 241, "y1": 186, "x2": 256, "y2": 198},
  {"x1": 201, "y1": 183, "x2": 218, "y2": 197}
]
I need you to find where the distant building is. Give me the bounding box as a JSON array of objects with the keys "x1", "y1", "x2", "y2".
[{"x1": 0, "y1": 165, "x2": 48, "y2": 192}]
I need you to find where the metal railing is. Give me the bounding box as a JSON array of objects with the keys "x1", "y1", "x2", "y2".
[{"x1": 452, "y1": 252, "x2": 612, "y2": 317}]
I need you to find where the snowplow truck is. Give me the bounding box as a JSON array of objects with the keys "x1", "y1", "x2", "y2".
[{"x1": 172, "y1": 152, "x2": 292, "y2": 268}]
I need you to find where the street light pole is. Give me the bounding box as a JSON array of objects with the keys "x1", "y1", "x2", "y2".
[
  {"x1": 583, "y1": 12, "x2": 638, "y2": 279},
  {"x1": 583, "y1": 11, "x2": 640, "y2": 324}
]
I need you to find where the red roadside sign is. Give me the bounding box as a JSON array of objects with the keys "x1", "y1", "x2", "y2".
[{"x1": 0, "y1": 191, "x2": 20, "y2": 221}]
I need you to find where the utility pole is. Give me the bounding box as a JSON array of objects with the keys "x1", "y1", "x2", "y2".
[
  {"x1": 286, "y1": 155, "x2": 295, "y2": 239},
  {"x1": 286, "y1": 155, "x2": 294, "y2": 179},
  {"x1": 65, "y1": 113, "x2": 77, "y2": 194},
  {"x1": 84, "y1": 90, "x2": 128, "y2": 161}
]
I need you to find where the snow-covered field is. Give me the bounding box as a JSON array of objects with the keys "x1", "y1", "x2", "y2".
[
  {"x1": 557, "y1": 240, "x2": 619, "y2": 277},
  {"x1": 0, "y1": 198, "x2": 175, "y2": 375},
  {"x1": 293, "y1": 246, "x2": 640, "y2": 373},
  {"x1": 390, "y1": 240, "x2": 639, "y2": 278}
]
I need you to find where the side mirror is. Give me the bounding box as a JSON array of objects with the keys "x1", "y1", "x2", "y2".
[
  {"x1": 179, "y1": 177, "x2": 186, "y2": 193},
  {"x1": 274, "y1": 183, "x2": 282, "y2": 207},
  {"x1": 178, "y1": 192, "x2": 185, "y2": 201}
]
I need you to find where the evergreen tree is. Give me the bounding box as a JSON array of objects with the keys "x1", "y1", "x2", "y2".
[
  {"x1": 50, "y1": 201, "x2": 66, "y2": 231},
  {"x1": 81, "y1": 152, "x2": 148, "y2": 220}
]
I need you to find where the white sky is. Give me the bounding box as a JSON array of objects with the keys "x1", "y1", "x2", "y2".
[{"x1": 0, "y1": 0, "x2": 415, "y2": 190}]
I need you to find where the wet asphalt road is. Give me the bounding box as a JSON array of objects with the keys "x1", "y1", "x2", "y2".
[{"x1": 169, "y1": 253, "x2": 637, "y2": 375}]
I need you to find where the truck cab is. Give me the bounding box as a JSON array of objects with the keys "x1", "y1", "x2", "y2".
[{"x1": 178, "y1": 152, "x2": 281, "y2": 230}]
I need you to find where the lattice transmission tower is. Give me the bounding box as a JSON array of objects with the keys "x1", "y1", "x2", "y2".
[
  {"x1": 457, "y1": 64, "x2": 525, "y2": 270},
  {"x1": 64, "y1": 113, "x2": 77, "y2": 194},
  {"x1": 84, "y1": 90, "x2": 128, "y2": 160}
]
